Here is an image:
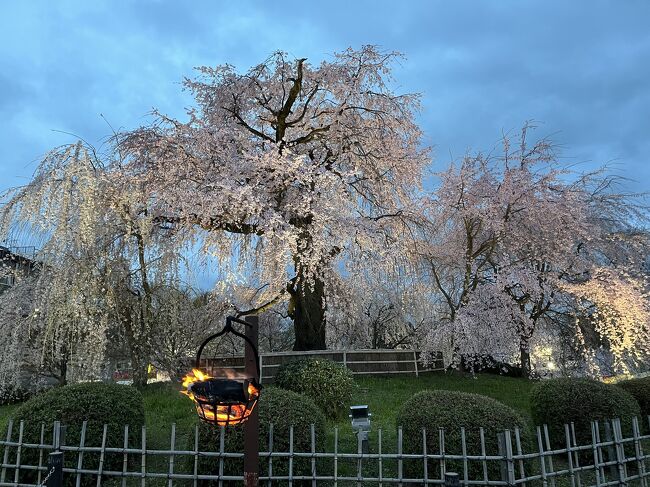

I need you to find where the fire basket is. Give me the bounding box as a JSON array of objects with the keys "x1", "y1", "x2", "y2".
[{"x1": 182, "y1": 316, "x2": 261, "y2": 427}]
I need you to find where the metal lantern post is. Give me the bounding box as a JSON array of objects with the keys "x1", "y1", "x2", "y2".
[
  {"x1": 350, "y1": 405, "x2": 371, "y2": 487},
  {"x1": 183, "y1": 315, "x2": 260, "y2": 487},
  {"x1": 243, "y1": 315, "x2": 259, "y2": 487}
]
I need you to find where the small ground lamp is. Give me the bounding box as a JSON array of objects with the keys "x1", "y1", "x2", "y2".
[
  {"x1": 350, "y1": 405, "x2": 371, "y2": 454},
  {"x1": 181, "y1": 315, "x2": 261, "y2": 486}
]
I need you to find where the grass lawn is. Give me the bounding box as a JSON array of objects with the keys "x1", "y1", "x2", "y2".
[
  {"x1": 330, "y1": 372, "x2": 533, "y2": 453},
  {"x1": 354, "y1": 371, "x2": 533, "y2": 428}
]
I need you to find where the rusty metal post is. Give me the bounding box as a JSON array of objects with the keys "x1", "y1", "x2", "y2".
[
  {"x1": 45, "y1": 451, "x2": 64, "y2": 487},
  {"x1": 46, "y1": 422, "x2": 65, "y2": 487},
  {"x1": 244, "y1": 315, "x2": 260, "y2": 487}
]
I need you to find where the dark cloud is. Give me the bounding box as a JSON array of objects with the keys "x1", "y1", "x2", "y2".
[{"x1": 1, "y1": 0, "x2": 648, "y2": 193}]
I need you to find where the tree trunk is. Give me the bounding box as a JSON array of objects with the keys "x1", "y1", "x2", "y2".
[
  {"x1": 122, "y1": 314, "x2": 151, "y2": 387},
  {"x1": 290, "y1": 274, "x2": 327, "y2": 350},
  {"x1": 372, "y1": 321, "x2": 379, "y2": 349},
  {"x1": 57, "y1": 341, "x2": 69, "y2": 386},
  {"x1": 58, "y1": 357, "x2": 68, "y2": 386},
  {"x1": 129, "y1": 348, "x2": 150, "y2": 387},
  {"x1": 519, "y1": 339, "x2": 532, "y2": 378}
]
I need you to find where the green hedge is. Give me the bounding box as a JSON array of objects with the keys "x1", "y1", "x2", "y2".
[
  {"x1": 530, "y1": 378, "x2": 641, "y2": 447},
  {"x1": 194, "y1": 386, "x2": 327, "y2": 486},
  {"x1": 273, "y1": 358, "x2": 355, "y2": 419},
  {"x1": 617, "y1": 376, "x2": 650, "y2": 431},
  {"x1": 10, "y1": 382, "x2": 145, "y2": 486},
  {"x1": 396, "y1": 390, "x2": 529, "y2": 480}
]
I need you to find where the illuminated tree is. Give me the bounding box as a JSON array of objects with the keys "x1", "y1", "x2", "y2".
[
  {"x1": 0, "y1": 267, "x2": 107, "y2": 389},
  {"x1": 562, "y1": 267, "x2": 650, "y2": 374},
  {"x1": 2, "y1": 46, "x2": 647, "y2": 384},
  {"x1": 0, "y1": 144, "x2": 187, "y2": 386},
  {"x1": 419, "y1": 126, "x2": 649, "y2": 375},
  {"x1": 118, "y1": 46, "x2": 428, "y2": 350}
]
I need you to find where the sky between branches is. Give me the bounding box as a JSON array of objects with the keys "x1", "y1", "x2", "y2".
[{"x1": 1, "y1": 0, "x2": 649, "y2": 196}]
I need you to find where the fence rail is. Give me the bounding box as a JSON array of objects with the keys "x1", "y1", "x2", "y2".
[
  {"x1": 200, "y1": 349, "x2": 444, "y2": 383},
  {"x1": 1, "y1": 416, "x2": 649, "y2": 486}
]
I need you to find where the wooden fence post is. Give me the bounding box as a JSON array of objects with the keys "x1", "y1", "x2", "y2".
[
  {"x1": 631, "y1": 417, "x2": 647, "y2": 487},
  {"x1": 498, "y1": 432, "x2": 507, "y2": 482},
  {"x1": 612, "y1": 418, "x2": 628, "y2": 486},
  {"x1": 498, "y1": 431, "x2": 516, "y2": 486},
  {"x1": 1, "y1": 419, "x2": 13, "y2": 485},
  {"x1": 603, "y1": 420, "x2": 618, "y2": 482},
  {"x1": 413, "y1": 351, "x2": 419, "y2": 377}
]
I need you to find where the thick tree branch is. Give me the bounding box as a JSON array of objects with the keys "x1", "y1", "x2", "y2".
[{"x1": 155, "y1": 214, "x2": 262, "y2": 236}]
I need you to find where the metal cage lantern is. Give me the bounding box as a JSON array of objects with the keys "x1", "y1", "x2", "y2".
[{"x1": 182, "y1": 316, "x2": 261, "y2": 427}]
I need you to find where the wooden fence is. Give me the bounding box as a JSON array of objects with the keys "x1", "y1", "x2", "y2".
[
  {"x1": 1, "y1": 417, "x2": 649, "y2": 485},
  {"x1": 199, "y1": 349, "x2": 444, "y2": 383}
]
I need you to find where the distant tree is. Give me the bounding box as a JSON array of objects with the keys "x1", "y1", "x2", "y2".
[
  {"x1": 0, "y1": 269, "x2": 105, "y2": 389},
  {"x1": 561, "y1": 267, "x2": 650, "y2": 374},
  {"x1": 148, "y1": 287, "x2": 232, "y2": 381},
  {"x1": 0, "y1": 144, "x2": 189, "y2": 386},
  {"x1": 418, "y1": 126, "x2": 650, "y2": 376},
  {"x1": 327, "y1": 268, "x2": 433, "y2": 350}
]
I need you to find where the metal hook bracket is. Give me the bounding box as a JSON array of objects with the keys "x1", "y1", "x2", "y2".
[{"x1": 195, "y1": 316, "x2": 261, "y2": 381}]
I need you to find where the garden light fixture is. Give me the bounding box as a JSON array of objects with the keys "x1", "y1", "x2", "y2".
[
  {"x1": 350, "y1": 405, "x2": 371, "y2": 431},
  {"x1": 182, "y1": 316, "x2": 261, "y2": 427},
  {"x1": 350, "y1": 405, "x2": 371, "y2": 454}
]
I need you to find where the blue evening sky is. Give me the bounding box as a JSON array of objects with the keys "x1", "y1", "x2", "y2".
[{"x1": 1, "y1": 0, "x2": 649, "y2": 196}]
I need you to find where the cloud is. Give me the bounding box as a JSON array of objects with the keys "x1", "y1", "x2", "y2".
[{"x1": 0, "y1": 0, "x2": 648, "y2": 193}]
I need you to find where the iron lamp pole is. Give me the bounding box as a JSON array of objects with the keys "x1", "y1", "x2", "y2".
[{"x1": 243, "y1": 315, "x2": 259, "y2": 487}]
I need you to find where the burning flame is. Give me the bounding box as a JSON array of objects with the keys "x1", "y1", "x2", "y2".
[
  {"x1": 181, "y1": 368, "x2": 260, "y2": 426},
  {"x1": 182, "y1": 368, "x2": 211, "y2": 391}
]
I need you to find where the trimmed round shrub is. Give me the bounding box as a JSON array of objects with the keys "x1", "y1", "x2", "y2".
[
  {"x1": 530, "y1": 378, "x2": 641, "y2": 447},
  {"x1": 273, "y1": 358, "x2": 355, "y2": 419},
  {"x1": 397, "y1": 390, "x2": 529, "y2": 480},
  {"x1": 194, "y1": 386, "x2": 327, "y2": 486},
  {"x1": 617, "y1": 376, "x2": 650, "y2": 431},
  {"x1": 11, "y1": 382, "x2": 145, "y2": 486}
]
